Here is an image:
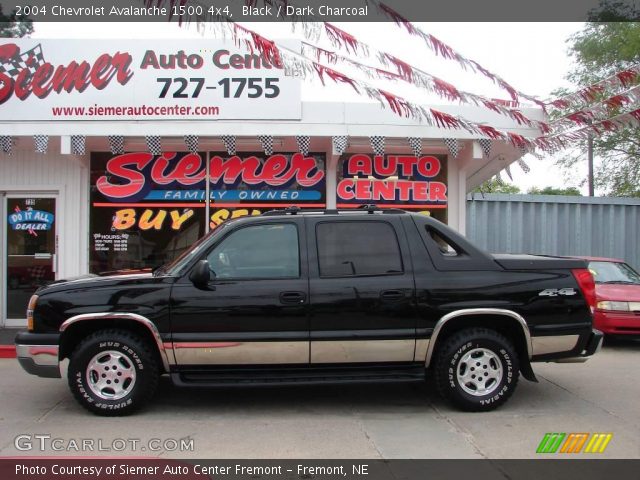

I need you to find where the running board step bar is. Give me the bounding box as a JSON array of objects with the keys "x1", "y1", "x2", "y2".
[{"x1": 171, "y1": 365, "x2": 425, "y2": 387}]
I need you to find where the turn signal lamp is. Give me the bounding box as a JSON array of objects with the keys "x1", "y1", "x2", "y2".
[{"x1": 26, "y1": 295, "x2": 38, "y2": 331}]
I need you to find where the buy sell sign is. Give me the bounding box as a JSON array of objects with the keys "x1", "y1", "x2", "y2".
[{"x1": 0, "y1": 40, "x2": 301, "y2": 121}]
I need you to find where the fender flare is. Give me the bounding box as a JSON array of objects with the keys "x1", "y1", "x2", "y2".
[
  {"x1": 60, "y1": 312, "x2": 171, "y2": 372},
  {"x1": 425, "y1": 308, "x2": 533, "y2": 368}
]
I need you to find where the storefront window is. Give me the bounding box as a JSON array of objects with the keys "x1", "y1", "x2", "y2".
[
  {"x1": 90, "y1": 152, "x2": 206, "y2": 273},
  {"x1": 89, "y1": 152, "x2": 325, "y2": 273},
  {"x1": 5, "y1": 197, "x2": 56, "y2": 318},
  {"x1": 335, "y1": 153, "x2": 448, "y2": 223}
]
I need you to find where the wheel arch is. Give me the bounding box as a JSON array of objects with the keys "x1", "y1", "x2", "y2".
[
  {"x1": 425, "y1": 308, "x2": 533, "y2": 376},
  {"x1": 59, "y1": 313, "x2": 170, "y2": 373}
]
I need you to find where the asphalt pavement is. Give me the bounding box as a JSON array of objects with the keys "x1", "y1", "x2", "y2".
[{"x1": 0, "y1": 339, "x2": 638, "y2": 459}]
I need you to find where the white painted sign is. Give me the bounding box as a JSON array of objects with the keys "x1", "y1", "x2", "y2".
[{"x1": 0, "y1": 40, "x2": 301, "y2": 121}]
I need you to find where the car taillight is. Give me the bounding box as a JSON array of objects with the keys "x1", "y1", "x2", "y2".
[{"x1": 572, "y1": 268, "x2": 596, "y2": 315}]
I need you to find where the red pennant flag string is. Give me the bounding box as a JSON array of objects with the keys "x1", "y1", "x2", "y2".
[
  {"x1": 371, "y1": 1, "x2": 538, "y2": 105},
  {"x1": 324, "y1": 23, "x2": 363, "y2": 55},
  {"x1": 314, "y1": 64, "x2": 360, "y2": 92},
  {"x1": 537, "y1": 107, "x2": 640, "y2": 150},
  {"x1": 430, "y1": 109, "x2": 460, "y2": 129},
  {"x1": 163, "y1": 0, "x2": 639, "y2": 122},
  {"x1": 546, "y1": 65, "x2": 640, "y2": 111},
  {"x1": 432, "y1": 78, "x2": 463, "y2": 102},
  {"x1": 617, "y1": 69, "x2": 638, "y2": 87},
  {"x1": 377, "y1": 3, "x2": 418, "y2": 35},
  {"x1": 477, "y1": 125, "x2": 503, "y2": 139},
  {"x1": 507, "y1": 132, "x2": 528, "y2": 148},
  {"x1": 549, "y1": 83, "x2": 640, "y2": 134},
  {"x1": 427, "y1": 35, "x2": 459, "y2": 62},
  {"x1": 379, "y1": 89, "x2": 412, "y2": 116},
  {"x1": 298, "y1": 41, "x2": 547, "y2": 131},
  {"x1": 382, "y1": 53, "x2": 414, "y2": 82},
  {"x1": 145, "y1": 0, "x2": 562, "y2": 153},
  {"x1": 310, "y1": 45, "x2": 339, "y2": 64}
]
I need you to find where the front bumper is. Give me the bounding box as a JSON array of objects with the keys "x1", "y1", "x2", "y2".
[
  {"x1": 594, "y1": 310, "x2": 640, "y2": 335},
  {"x1": 554, "y1": 329, "x2": 603, "y2": 363},
  {"x1": 15, "y1": 332, "x2": 61, "y2": 378}
]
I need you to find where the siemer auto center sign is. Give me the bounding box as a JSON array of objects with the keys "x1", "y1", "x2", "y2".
[{"x1": 0, "y1": 40, "x2": 301, "y2": 121}]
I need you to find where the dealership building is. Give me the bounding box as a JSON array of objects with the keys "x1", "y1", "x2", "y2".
[{"x1": 0, "y1": 39, "x2": 544, "y2": 327}]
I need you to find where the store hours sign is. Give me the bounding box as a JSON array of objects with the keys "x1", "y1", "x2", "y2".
[{"x1": 0, "y1": 40, "x2": 301, "y2": 121}]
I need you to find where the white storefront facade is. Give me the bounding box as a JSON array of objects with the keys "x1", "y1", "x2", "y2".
[{"x1": 0, "y1": 39, "x2": 544, "y2": 327}]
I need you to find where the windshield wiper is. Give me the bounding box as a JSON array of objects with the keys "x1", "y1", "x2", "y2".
[{"x1": 600, "y1": 280, "x2": 638, "y2": 285}]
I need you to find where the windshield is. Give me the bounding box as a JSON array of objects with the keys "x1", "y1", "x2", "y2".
[
  {"x1": 588, "y1": 261, "x2": 640, "y2": 285},
  {"x1": 156, "y1": 223, "x2": 230, "y2": 277}
]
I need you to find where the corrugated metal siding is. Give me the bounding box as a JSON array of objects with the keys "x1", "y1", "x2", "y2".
[{"x1": 466, "y1": 194, "x2": 640, "y2": 271}]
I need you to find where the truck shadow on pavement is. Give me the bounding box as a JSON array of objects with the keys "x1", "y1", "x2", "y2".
[
  {"x1": 151, "y1": 378, "x2": 446, "y2": 414},
  {"x1": 145, "y1": 376, "x2": 543, "y2": 417},
  {"x1": 602, "y1": 337, "x2": 640, "y2": 350}
]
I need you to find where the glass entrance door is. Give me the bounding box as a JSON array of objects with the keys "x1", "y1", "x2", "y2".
[{"x1": 4, "y1": 196, "x2": 57, "y2": 323}]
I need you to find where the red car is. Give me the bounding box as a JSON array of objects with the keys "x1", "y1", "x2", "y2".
[{"x1": 575, "y1": 257, "x2": 640, "y2": 336}]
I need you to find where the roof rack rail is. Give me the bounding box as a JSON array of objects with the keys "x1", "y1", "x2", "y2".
[
  {"x1": 357, "y1": 204, "x2": 407, "y2": 214},
  {"x1": 262, "y1": 206, "x2": 301, "y2": 216},
  {"x1": 359, "y1": 204, "x2": 380, "y2": 214},
  {"x1": 261, "y1": 205, "x2": 407, "y2": 216}
]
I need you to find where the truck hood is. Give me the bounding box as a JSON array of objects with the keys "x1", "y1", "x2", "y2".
[
  {"x1": 38, "y1": 269, "x2": 156, "y2": 294},
  {"x1": 596, "y1": 283, "x2": 640, "y2": 302}
]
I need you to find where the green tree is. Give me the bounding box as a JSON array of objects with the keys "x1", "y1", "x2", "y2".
[
  {"x1": 472, "y1": 178, "x2": 521, "y2": 194},
  {"x1": 0, "y1": 5, "x2": 33, "y2": 38},
  {"x1": 554, "y1": 9, "x2": 640, "y2": 197},
  {"x1": 527, "y1": 186, "x2": 582, "y2": 196}
]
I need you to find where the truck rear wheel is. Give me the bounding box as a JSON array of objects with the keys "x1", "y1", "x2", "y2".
[
  {"x1": 434, "y1": 328, "x2": 519, "y2": 411},
  {"x1": 67, "y1": 329, "x2": 159, "y2": 416}
]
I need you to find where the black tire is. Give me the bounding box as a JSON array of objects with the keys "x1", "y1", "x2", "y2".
[
  {"x1": 434, "y1": 328, "x2": 519, "y2": 412},
  {"x1": 67, "y1": 329, "x2": 159, "y2": 416}
]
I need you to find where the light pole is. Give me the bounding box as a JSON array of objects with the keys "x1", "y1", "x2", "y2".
[{"x1": 587, "y1": 132, "x2": 594, "y2": 196}]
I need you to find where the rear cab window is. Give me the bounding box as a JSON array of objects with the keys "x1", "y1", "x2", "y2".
[
  {"x1": 409, "y1": 215, "x2": 499, "y2": 271},
  {"x1": 315, "y1": 221, "x2": 403, "y2": 277}
]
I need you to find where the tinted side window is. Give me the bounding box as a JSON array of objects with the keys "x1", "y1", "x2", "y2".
[
  {"x1": 207, "y1": 224, "x2": 299, "y2": 279},
  {"x1": 316, "y1": 221, "x2": 403, "y2": 277},
  {"x1": 427, "y1": 227, "x2": 464, "y2": 257}
]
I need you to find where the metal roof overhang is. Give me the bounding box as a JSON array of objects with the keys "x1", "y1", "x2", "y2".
[{"x1": 0, "y1": 101, "x2": 546, "y2": 191}]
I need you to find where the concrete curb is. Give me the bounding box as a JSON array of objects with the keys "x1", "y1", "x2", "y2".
[{"x1": 0, "y1": 346, "x2": 16, "y2": 358}]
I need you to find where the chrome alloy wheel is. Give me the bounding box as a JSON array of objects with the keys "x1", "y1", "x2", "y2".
[
  {"x1": 86, "y1": 350, "x2": 137, "y2": 400},
  {"x1": 456, "y1": 347, "x2": 503, "y2": 396}
]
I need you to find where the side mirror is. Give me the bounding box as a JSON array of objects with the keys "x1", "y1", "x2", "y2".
[{"x1": 189, "y1": 260, "x2": 211, "y2": 286}]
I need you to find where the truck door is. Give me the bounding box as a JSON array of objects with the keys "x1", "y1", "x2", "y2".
[
  {"x1": 170, "y1": 218, "x2": 310, "y2": 366},
  {"x1": 307, "y1": 216, "x2": 417, "y2": 364}
]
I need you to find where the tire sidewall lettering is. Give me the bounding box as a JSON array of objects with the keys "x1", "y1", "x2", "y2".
[
  {"x1": 448, "y1": 338, "x2": 515, "y2": 402},
  {"x1": 71, "y1": 334, "x2": 150, "y2": 413}
]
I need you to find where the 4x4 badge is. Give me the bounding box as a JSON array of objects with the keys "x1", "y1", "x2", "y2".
[{"x1": 538, "y1": 288, "x2": 577, "y2": 297}]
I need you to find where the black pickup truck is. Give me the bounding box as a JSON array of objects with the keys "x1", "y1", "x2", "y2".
[{"x1": 16, "y1": 207, "x2": 603, "y2": 415}]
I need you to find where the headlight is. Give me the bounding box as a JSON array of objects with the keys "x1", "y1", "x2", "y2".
[
  {"x1": 597, "y1": 300, "x2": 630, "y2": 312},
  {"x1": 26, "y1": 295, "x2": 38, "y2": 331}
]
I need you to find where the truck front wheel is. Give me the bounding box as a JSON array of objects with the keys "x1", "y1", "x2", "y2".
[
  {"x1": 67, "y1": 329, "x2": 159, "y2": 416},
  {"x1": 434, "y1": 328, "x2": 519, "y2": 411}
]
